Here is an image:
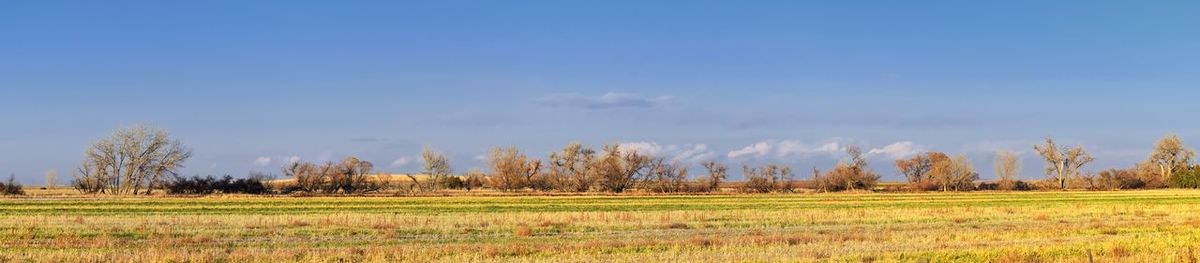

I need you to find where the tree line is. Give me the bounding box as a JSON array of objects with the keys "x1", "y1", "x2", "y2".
[{"x1": 46, "y1": 125, "x2": 1200, "y2": 196}]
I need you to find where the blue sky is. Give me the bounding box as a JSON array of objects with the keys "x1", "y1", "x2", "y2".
[{"x1": 3, "y1": 1, "x2": 1199, "y2": 183}]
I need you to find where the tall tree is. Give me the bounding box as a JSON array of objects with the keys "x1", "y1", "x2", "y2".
[
  {"x1": 335, "y1": 156, "x2": 377, "y2": 194},
  {"x1": 487, "y1": 147, "x2": 540, "y2": 191},
  {"x1": 421, "y1": 147, "x2": 452, "y2": 191},
  {"x1": 994, "y1": 151, "x2": 1021, "y2": 190},
  {"x1": 932, "y1": 155, "x2": 978, "y2": 191},
  {"x1": 1033, "y1": 138, "x2": 1094, "y2": 190},
  {"x1": 644, "y1": 158, "x2": 688, "y2": 193},
  {"x1": 548, "y1": 143, "x2": 596, "y2": 192},
  {"x1": 896, "y1": 152, "x2": 949, "y2": 190},
  {"x1": 74, "y1": 125, "x2": 192, "y2": 195},
  {"x1": 593, "y1": 144, "x2": 649, "y2": 193},
  {"x1": 1148, "y1": 134, "x2": 1195, "y2": 181},
  {"x1": 818, "y1": 145, "x2": 880, "y2": 191},
  {"x1": 701, "y1": 161, "x2": 727, "y2": 192},
  {"x1": 44, "y1": 170, "x2": 57, "y2": 189}
]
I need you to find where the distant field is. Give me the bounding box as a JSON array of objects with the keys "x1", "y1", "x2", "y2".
[{"x1": 2, "y1": 191, "x2": 1200, "y2": 262}]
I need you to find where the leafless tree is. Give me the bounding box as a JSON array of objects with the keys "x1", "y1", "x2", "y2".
[
  {"x1": 1148, "y1": 134, "x2": 1195, "y2": 181},
  {"x1": 462, "y1": 169, "x2": 486, "y2": 192},
  {"x1": 740, "y1": 164, "x2": 793, "y2": 193},
  {"x1": 279, "y1": 157, "x2": 378, "y2": 194},
  {"x1": 487, "y1": 147, "x2": 540, "y2": 191},
  {"x1": 282, "y1": 161, "x2": 321, "y2": 193},
  {"x1": 421, "y1": 147, "x2": 452, "y2": 191},
  {"x1": 701, "y1": 161, "x2": 727, "y2": 192},
  {"x1": 994, "y1": 151, "x2": 1021, "y2": 190},
  {"x1": 828, "y1": 145, "x2": 879, "y2": 191},
  {"x1": 810, "y1": 166, "x2": 828, "y2": 192},
  {"x1": 593, "y1": 144, "x2": 649, "y2": 193},
  {"x1": 548, "y1": 143, "x2": 596, "y2": 192},
  {"x1": 73, "y1": 125, "x2": 192, "y2": 195},
  {"x1": 45, "y1": 170, "x2": 57, "y2": 189},
  {"x1": 896, "y1": 152, "x2": 949, "y2": 191},
  {"x1": 643, "y1": 158, "x2": 688, "y2": 193},
  {"x1": 1033, "y1": 138, "x2": 1094, "y2": 190},
  {"x1": 931, "y1": 154, "x2": 977, "y2": 191},
  {"x1": 333, "y1": 157, "x2": 377, "y2": 194}
]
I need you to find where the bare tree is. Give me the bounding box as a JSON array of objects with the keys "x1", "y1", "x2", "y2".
[
  {"x1": 931, "y1": 154, "x2": 977, "y2": 191},
  {"x1": 462, "y1": 169, "x2": 486, "y2": 192},
  {"x1": 1149, "y1": 134, "x2": 1195, "y2": 182},
  {"x1": 896, "y1": 152, "x2": 949, "y2": 191},
  {"x1": 1033, "y1": 138, "x2": 1095, "y2": 190},
  {"x1": 740, "y1": 164, "x2": 793, "y2": 193},
  {"x1": 811, "y1": 166, "x2": 828, "y2": 192},
  {"x1": 593, "y1": 144, "x2": 649, "y2": 193},
  {"x1": 701, "y1": 161, "x2": 727, "y2": 192},
  {"x1": 548, "y1": 143, "x2": 596, "y2": 192},
  {"x1": 74, "y1": 125, "x2": 192, "y2": 195},
  {"x1": 828, "y1": 145, "x2": 879, "y2": 191},
  {"x1": 487, "y1": 147, "x2": 540, "y2": 191},
  {"x1": 994, "y1": 151, "x2": 1021, "y2": 190},
  {"x1": 45, "y1": 170, "x2": 57, "y2": 189},
  {"x1": 334, "y1": 157, "x2": 377, "y2": 194},
  {"x1": 281, "y1": 161, "x2": 320, "y2": 193},
  {"x1": 421, "y1": 147, "x2": 452, "y2": 191},
  {"x1": 644, "y1": 158, "x2": 688, "y2": 193}
]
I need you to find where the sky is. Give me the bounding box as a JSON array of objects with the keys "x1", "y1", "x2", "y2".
[{"x1": 3, "y1": 1, "x2": 1200, "y2": 184}]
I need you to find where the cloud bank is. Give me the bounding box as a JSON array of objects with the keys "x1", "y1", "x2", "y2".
[{"x1": 534, "y1": 92, "x2": 671, "y2": 109}]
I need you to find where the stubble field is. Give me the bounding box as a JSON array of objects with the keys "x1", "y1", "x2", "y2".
[{"x1": 2, "y1": 190, "x2": 1200, "y2": 262}]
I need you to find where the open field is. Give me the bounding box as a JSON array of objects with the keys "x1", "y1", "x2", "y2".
[{"x1": 2, "y1": 191, "x2": 1200, "y2": 262}]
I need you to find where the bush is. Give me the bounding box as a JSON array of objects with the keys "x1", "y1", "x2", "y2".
[
  {"x1": 442, "y1": 176, "x2": 465, "y2": 189},
  {"x1": 0, "y1": 175, "x2": 25, "y2": 195},
  {"x1": 741, "y1": 175, "x2": 776, "y2": 193},
  {"x1": 815, "y1": 165, "x2": 878, "y2": 192},
  {"x1": 1169, "y1": 166, "x2": 1200, "y2": 189},
  {"x1": 739, "y1": 164, "x2": 794, "y2": 193},
  {"x1": 165, "y1": 175, "x2": 270, "y2": 195},
  {"x1": 1096, "y1": 169, "x2": 1149, "y2": 190},
  {"x1": 977, "y1": 180, "x2": 1034, "y2": 191}
]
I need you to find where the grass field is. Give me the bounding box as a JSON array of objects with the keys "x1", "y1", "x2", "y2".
[{"x1": 2, "y1": 190, "x2": 1200, "y2": 262}]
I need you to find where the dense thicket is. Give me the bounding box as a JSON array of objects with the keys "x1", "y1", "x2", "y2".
[{"x1": 165, "y1": 174, "x2": 269, "y2": 195}]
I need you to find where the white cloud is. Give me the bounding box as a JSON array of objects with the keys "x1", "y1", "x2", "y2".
[
  {"x1": 619, "y1": 142, "x2": 665, "y2": 156},
  {"x1": 729, "y1": 139, "x2": 921, "y2": 161},
  {"x1": 391, "y1": 157, "x2": 410, "y2": 167},
  {"x1": 673, "y1": 144, "x2": 716, "y2": 163},
  {"x1": 729, "y1": 139, "x2": 845, "y2": 159},
  {"x1": 776, "y1": 140, "x2": 843, "y2": 158},
  {"x1": 283, "y1": 156, "x2": 301, "y2": 165},
  {"x1": 253, "y1": 157, "x2": 272, "y2": 166},
  {"x1": 534, "y1": 92, "x2": 671, "y2": 109},
  {"x1": 728, "y1": 142, "x2": 773, "y2": 158},
  {"x1": 619, "y1": 142, "x2": 715, "y2": 164},
  {"x1": 868, "y1": 141, "x2": 922, "y2": 159}
]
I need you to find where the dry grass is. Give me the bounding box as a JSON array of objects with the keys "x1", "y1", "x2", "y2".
[{"x1": 1, "y1": 190, "x2": 1199, "y2": 262}]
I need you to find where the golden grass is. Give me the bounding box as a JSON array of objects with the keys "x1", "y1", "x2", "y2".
[{"x1": 1, "y1": 190, "x2": 1199, "y2": 262}]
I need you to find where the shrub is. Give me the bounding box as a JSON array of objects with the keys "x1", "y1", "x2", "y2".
[
  {"x1": 739, "y1": 164, "x2": 793, "y2": 193},
  {"x1": 813, "y1": 146, "x2": 879, "y2": 192},
  {"x1": 1169, "y1": 166, "x2": 1200, "y2": 189},
  {"x1": 0, "y1": 175, "x2": 25, "y2": 195},
  {"x1": 977, "y1": 180, "x2": 1034, "y2": 191},
  {"x1": 165, "y1": 175, "x2": 270, "y2": 195},
  {"x1": 442, "y1": 176, "x2": 465, "y2": 189},
  {"x1": 1096, "y1": 168, "x2": 1148, "y2": 190}
]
